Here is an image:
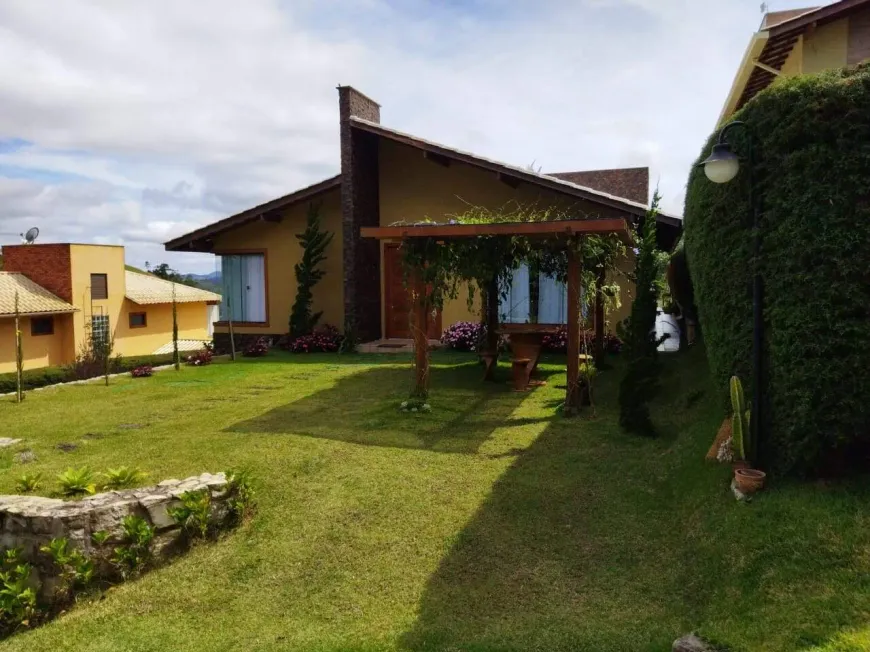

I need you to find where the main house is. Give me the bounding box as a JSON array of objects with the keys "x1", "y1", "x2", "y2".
[
  {"x1": 0, "y1": 243, "x2": 220, "y2": 373},
  {"x1": 166, "y1": 87, "x2": 681, "y2": 350},
  {"x1": 719, "y1": 0, "x2": 870, "y2": 124}
]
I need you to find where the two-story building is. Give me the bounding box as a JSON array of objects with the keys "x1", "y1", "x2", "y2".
[{"x1": 0, "y1": 243, "x2": 220, "y2": 373}]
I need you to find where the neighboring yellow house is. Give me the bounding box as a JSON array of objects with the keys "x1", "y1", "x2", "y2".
[
  {"x1": 166, "y1": 87, "x2": 682, "y2": 350},
  {"x1": 719, "y1": 0, "x2": 870, "y2": 124},
  {"x1": 0, "y1": 243, "x2": 220, "y2": 373}
]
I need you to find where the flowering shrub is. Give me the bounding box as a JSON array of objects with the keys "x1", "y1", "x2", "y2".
[
  {"x1": 441, "y1": 321, "x2": 485, "y2": 351},
  {"x1": 279, "y1": 325, "x2": 342, "y2": 353},
  {"x1": 541, "y1": 327, "x2": 623, "y2": 354},
  {"x1": 130, "y1": 365, "x2": 153, "y2": 378},
  {"x1": 186, "y1": 343, "x2": 214, "y2": 366},
  {"x1": 243, "y1": 337, "x2": 270, "y2": 358}
]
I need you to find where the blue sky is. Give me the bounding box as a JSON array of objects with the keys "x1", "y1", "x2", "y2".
[{"x1": 0, "y1": 0, "x2": 811, "y2": 273}]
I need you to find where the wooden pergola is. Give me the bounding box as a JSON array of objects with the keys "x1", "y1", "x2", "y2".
[{"x1": 361, "y1": 218, "x2": 632, "y2": 414}]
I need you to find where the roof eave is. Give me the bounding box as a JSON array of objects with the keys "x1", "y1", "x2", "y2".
[{"x1": 718, "y1": 30, "x2": 770, "y2": 126}]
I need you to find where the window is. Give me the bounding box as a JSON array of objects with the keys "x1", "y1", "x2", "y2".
[
  {"x1": 219, "y1": 254, "x2": 266, "y2": 323},
  {"x1": 129, "y1": 312, "x2": 147, "y2": 328},
  {"x1": 499, "y1": 265, "x2": 586, "y2": 324},
  {"x1": 91, "y1": 274, "x2": 108, "y2": 300},
  {"x1": 91, "y1": 315, "x2": 110, "y2": 346},
  {"x1": 30, "y1": 316, "x2": 54, "y2": 336}
]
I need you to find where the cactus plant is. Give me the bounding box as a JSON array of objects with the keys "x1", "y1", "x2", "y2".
[{"x1": 730, "y1": 376, "x2": 751, "y2": 461}]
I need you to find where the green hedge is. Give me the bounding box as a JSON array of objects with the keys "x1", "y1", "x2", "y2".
[
  {"x1": 684, "y1": 63, "x2": 870, "y2": 476},
  {"x1": 0, "y1": 354, "x2": 177, "y2": 394}
]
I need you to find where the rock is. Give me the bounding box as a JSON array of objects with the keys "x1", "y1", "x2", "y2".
[
  {"x1": 14, "y1": 450, "x2": 36, "y2": 464},
  {"x1": 55, "y1": 442, "x2": 78, "y2": 453},
  {"x1": 673, "y1": 634, "x2": 720, "y2": 652},
  {"x1": 140, "y1": 494, "x2": 181, "y2": 530},
  {"x1": 0, "y1": 438, "x2": 23, "y2": 448}
]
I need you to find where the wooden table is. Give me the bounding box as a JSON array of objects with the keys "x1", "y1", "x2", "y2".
[{"x1": 497, "y1": 324, "x2": 562, "y2": 391}]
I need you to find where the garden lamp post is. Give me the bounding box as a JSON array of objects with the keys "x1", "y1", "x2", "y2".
[{"x1": 700, "y1": 120, "x2": 763, "y2": 466}]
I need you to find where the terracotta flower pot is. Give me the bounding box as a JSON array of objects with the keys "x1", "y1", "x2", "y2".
[{"x1": 735, "y1": 468, "x2": 766, "y2": 494}]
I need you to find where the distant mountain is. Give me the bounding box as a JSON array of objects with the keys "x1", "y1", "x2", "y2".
[{"x1": 187, "y1": 271, "x2": 221, "y2": 283}]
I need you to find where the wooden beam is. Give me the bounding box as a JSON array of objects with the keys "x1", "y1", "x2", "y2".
[
  {"x1": 360, "y1": 219, "x2": 631, "y2": 242},
  {"x1": 565, "y1": 242, "x2": 582, "y2": 415},
  {"x1": 423, "y1": 151, "x2": 451, "y2": 167},
  {"x1": 497, "y1": 172, "x2": 521, "y2": 189}
]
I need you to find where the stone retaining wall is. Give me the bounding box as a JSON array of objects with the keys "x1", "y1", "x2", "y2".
[{"x1": 0, "y1": 473, "x2": 229, "y2": 597}]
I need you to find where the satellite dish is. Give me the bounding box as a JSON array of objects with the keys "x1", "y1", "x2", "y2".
[{"x1": 21, "y1": 227, "x2": 39, "y2": 244}]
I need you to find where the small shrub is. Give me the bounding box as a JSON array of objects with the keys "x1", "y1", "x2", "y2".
[
  {"x1": 101, "y1": 467, "x2": 147, "y2": 490},
  {"x1": 40, "y1": 538, "x2": 94, "y2": 598},
  {"x1": 540, "y1": 327, "x2": 623, "y2": 354},
  {"x1": 225, "y1": 469, "x2": 256, "y2": 524},
  {"x1": 57, "y1": 467, "x2": 96, "y2": 496},
  {"x1": 168, "y1": 489, "x2": 211, "y2": 538},
  {"x1": 15, "y1": 472, "x2": 41, "y2": 493},
  {"x1": 130, "y1": 365, "x2": 153, "y2": 378},
  {"x1": 242, "y1": 337, "x2": 270, "y2": 357},
  {"x1": 280, "y1": 325, "x2": 342, "y2": 353},
  {"x1": 441, "y1": 321, "x2": 485, "y2": 351},
  {"x1": 91, "y1": 530, "x2": 111, "y2": 546},
  {"x1": 112, "y1": 515, "x2": 154, "y2": 578},
  {"x1": 186, "y1": 342, "x2": 214, "y2": 366},
  {"x1": 0, "y1": 549, "x2": 37, "y2": 632}
]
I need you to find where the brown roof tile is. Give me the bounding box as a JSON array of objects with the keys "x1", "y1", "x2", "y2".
[{"x1": 549, "y1": 167, "x2": 649, "y2": 204}]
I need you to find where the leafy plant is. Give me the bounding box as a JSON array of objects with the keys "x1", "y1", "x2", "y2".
[
  {"x1": 289, "y1": 202, "x2": 334, "y2": 338},
  {"x1": 618, "y1": 192, "x2": 664, "y2": 436},
  {"x1": 101, "y1": 467, "x2": 147, "y2": 490},
  {"x1": 40, "y1": 538, "x2": 94, "y2": 598},
  {"x1": 730, "y1": 376, "x2": 751, "y2": 462},
  {"x1": 168, "y1": 489, "x2": 211, "y2": 538},
  {"x1": 0, "y1": 549, "x2": 37, "y2": 631},
  {"x1": 91, "y1": 530, "x2": 111, "y2": 546},
  {"x1": 225, "y1": 469, "x2": 256, "y2": 524},
  {"x1": 15, "y1": 472, "x2": 42, "y2": 493},
  {"x1": 112, "y1": 515, "x2": 154, "y2": 578},
  {"x1": 57, "y1": 467, "x2": 96, "y2": 496},
  {"x1": 441, "y1": 321, "x2": 486, "y2": 352}
]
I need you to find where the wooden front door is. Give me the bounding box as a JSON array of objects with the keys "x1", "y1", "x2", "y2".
[{"x1": 384, "y1": 243, "x2": 442, "y2": 340}]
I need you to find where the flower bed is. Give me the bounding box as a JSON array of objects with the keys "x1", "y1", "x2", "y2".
[{"x1": 278, "y1": 325, "x2": 342, "y2": 353}]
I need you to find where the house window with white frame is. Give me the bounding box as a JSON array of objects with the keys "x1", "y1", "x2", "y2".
[
  {"x1": 219, "y1": 254, "x2": 266, "y2": 323},
  {"x1": 91, "y1": 315, "x2": 110, "y2": 346}
]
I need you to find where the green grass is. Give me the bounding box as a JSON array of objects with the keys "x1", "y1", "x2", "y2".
[{"x1": 0, "y1": 348, "x2": 868, "y2": 651}]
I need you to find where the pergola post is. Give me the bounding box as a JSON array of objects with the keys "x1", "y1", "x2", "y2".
[
  {"x1": 565, "y1": 239, "x2": 583, "y2": 415},
  {"x1": 594, "y1": 266, "x2": 606, "y2": 363},
  {"x1": 412, "y1": 273, "x2": 430, "y2": 397}
]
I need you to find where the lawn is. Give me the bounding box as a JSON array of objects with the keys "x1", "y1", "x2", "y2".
[{"x1": 0, "y1": 348, "x2": 868, "y2": 651}]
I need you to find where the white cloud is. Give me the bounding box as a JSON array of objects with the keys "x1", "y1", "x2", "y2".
[{"x1": 0, "y1": 0, "x2": 778, "y2": 273}]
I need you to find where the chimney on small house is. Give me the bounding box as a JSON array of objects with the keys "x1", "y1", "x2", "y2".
[
  {"x1": 337, "y1": 85, "x2": 381, "y2": 125},
  {"x1": 338, "y1": 86, "x2": 382, "y2": 342}
]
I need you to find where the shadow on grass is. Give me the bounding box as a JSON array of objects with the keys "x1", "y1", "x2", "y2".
[
  {"x1": 398, "y1": 348, "x2": 870, "y2": 651},
  {"x1": 225, "y1": 360, "x2": 558, "y2": 454}
]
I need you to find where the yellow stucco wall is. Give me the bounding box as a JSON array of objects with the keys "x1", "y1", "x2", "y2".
[
  {"x1": 114, "y1": 300, "x2": 212, "y2": 357},
  {"x1": 68, "y1": 244, "x2": 126, "y2": 358},
  {"x1": 780, "y1": 36, "x2": 804, "y2": 76},
  {"x1": 802, "y1": 18, "x2": 849, "y2": 74},
  {"x1": 0, "y1": 314, "x2": 72, "y2": 373},
  {"x1": 377, "y1": 138, "x2": 634, "y2": 337},
  {"x1": 211, "y1": 186, "x2": 343, "y2": 335}
]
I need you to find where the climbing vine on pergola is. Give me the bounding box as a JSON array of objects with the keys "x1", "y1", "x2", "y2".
[{"x1": 362, "y1": 203, "x2": 629, "y2": 415}]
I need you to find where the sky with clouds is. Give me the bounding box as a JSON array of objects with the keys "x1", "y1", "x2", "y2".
[{"x1": 0, "y1": 0, "x2": 808, "y2": 273}]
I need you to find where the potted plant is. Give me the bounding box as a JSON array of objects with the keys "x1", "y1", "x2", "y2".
[{"x1": 730, "y1": 376, "x2": 766, "y2": 493}]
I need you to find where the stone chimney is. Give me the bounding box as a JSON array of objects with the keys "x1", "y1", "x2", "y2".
[{"x1": 338, "y1": 86, "x2": 382, "y2": 342}]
